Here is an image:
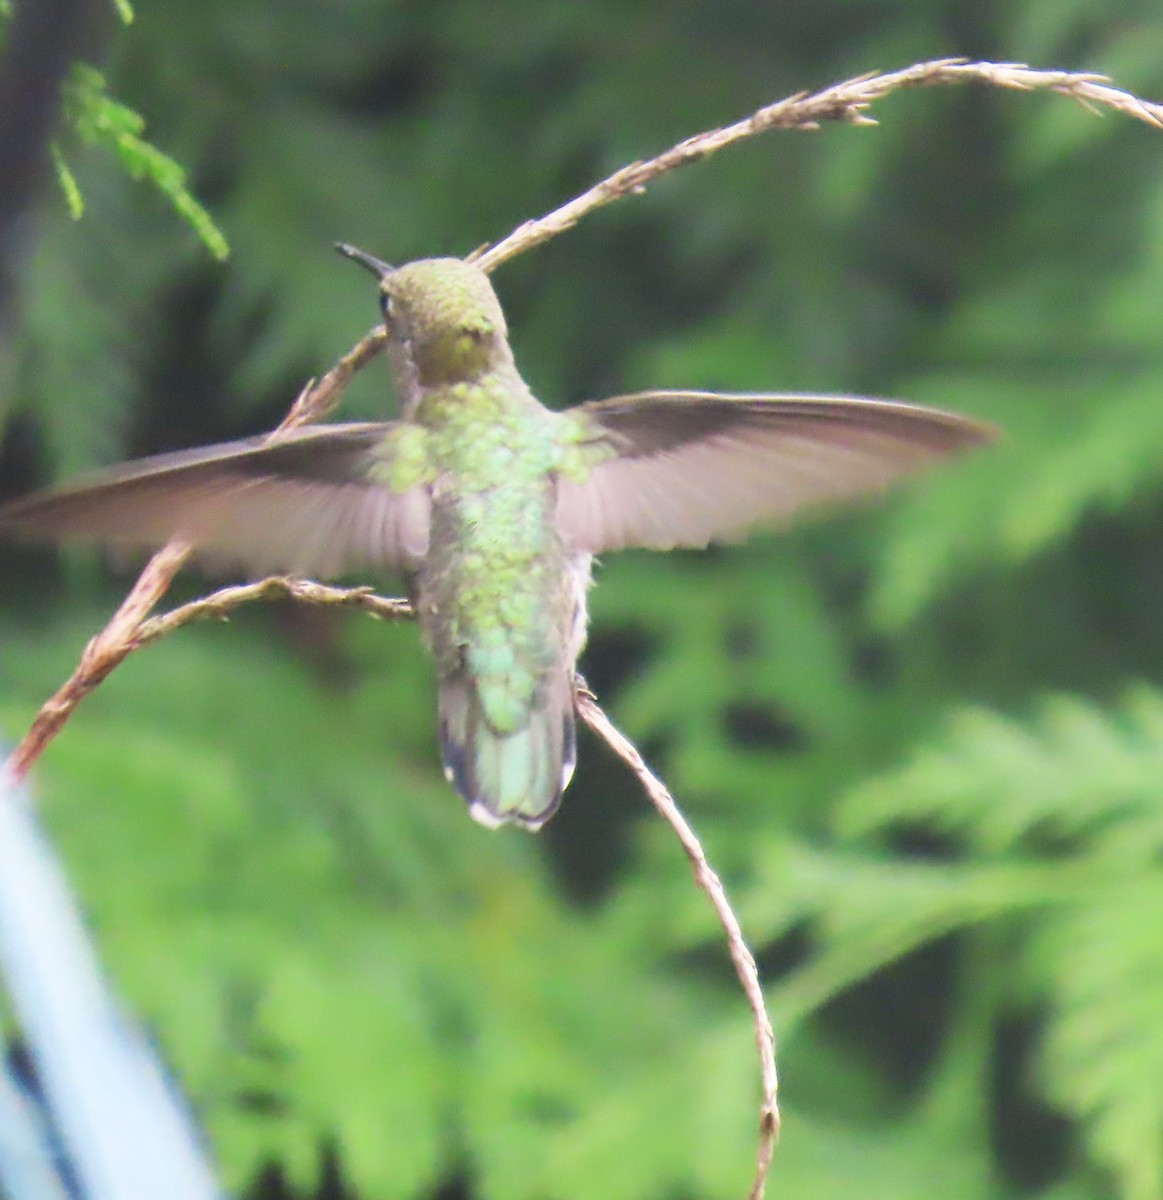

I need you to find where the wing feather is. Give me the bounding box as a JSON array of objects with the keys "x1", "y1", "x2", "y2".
[
  {"x1": 0, "y1": 422, "x2": 431, "y2": 576},
  {"x1": 557, "y1": 392, "x2": 994, "y2": 553}
]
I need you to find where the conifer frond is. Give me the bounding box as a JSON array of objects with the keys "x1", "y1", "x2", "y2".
[
  {"x1": 60, "y1": 65, "x2": 228, "y2": 260},
  {"x1": 1027, "y1": 878, "x2": 1163, "y2": 1200},
  {"x1": 830, "y1": 689, "x2": 1163, "y2": 1196},
  {"x1": 839, "y1": 688, "x2": 1163, "y2": 856}
]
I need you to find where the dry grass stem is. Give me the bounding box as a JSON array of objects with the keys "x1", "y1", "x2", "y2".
[
  {"x1": 3, "y1": 539, "x2": 193, "y2": 783},
  {"x1": 276, "y1": 327, "x2": 387, "y2": 429},
  {"x1": 3, "y1": 337, "x2": 387, "y2": 784},
  {"x1": 575, "y1": 680, "x2": 779, "y2": 1200},
  {"x1": 130, "y1": 579, "x2": 413, "y2": 649},
  {"x1": 471, "y1": 58, "x2": 1163, "y2": 273}
]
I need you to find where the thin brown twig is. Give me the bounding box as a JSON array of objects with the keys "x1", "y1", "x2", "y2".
[
  {"x1": 3, "y1": 539, "x2": 194, "y2": 783},
  {"x1": 470, "y1": 58, "x2": 1163, "y2": 273},
  {"x1": 574, "y1": 680, "x2": 779, "y2": 1200},
  {"x1": 129, "y1": 578, "x2": 413, "y2": 649},
  {"x1": 2, "y1": 332, "x2": 387, "y2": 784},
  {"x1": 275, "y1": 327, "x2": 387, "y2": 429}
]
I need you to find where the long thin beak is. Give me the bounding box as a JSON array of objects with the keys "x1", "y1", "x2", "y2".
[{"x1": 335, "y1": 243, "x2": 393, "y2": 280}]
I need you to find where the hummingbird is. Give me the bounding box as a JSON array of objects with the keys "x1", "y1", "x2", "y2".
[{"x1": 0, "y1": 248, "x2": 994, "y2": 830}]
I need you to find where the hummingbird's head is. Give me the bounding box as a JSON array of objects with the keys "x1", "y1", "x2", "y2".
[{"x1": 338, "y1": 246, "x2": 511, "y2": 386}]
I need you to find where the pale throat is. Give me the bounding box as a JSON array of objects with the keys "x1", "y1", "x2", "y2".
[{"x1": 411, "y1": 327, "x2": 505, "y2": 387}]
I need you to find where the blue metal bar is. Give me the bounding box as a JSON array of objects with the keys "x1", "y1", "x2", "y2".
[{"x1": 0, "y1": 765, "x2": 223, "y2": 1200}]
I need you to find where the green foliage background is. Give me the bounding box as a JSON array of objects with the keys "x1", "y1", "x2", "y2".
[{"x1": 4, "y1": 1, "x2": 1163, "y2": 1197}]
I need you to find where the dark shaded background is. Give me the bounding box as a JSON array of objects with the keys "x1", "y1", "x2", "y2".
[{"x1": 3, "y1": 2, "x2": 1163, "y2": 1198}]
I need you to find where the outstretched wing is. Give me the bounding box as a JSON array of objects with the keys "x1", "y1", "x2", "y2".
[
  {"x1": 0, "y1": 423, "x2": 430, "y2": 577},
  {"x1": 556, "y1": 391, "x2": 994, "y2": 553}
]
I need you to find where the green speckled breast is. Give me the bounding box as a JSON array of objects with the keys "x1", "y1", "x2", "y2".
[{"x1": 414, "y1": 367, "x2": 580, "y2": 733}]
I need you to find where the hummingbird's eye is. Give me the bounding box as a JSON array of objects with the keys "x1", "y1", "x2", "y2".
[{"x1": 379, "y1": 291, "x2": 394, "y2": 325}]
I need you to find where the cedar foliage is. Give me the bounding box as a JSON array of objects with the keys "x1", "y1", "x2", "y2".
[{"x1": 3, "y1": 1, "x2": 1163, "y2": 1198}]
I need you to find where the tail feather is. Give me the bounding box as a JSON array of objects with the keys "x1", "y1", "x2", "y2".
[{"x1": 438, "y1": 673, "x2": 575, "y2": 830}]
